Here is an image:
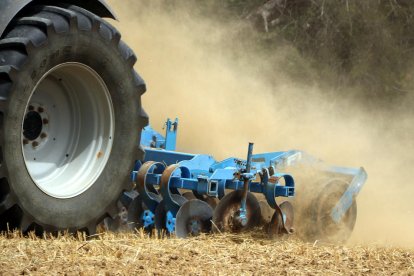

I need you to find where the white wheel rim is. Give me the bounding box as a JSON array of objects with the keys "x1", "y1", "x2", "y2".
[{"x1": 21, "y1": 62, "x2": 115, "y2": 199}]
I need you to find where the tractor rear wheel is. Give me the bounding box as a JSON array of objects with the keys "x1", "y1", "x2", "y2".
[{"x1": 0, "y1": 4, "x2": 147, "y2": 234}]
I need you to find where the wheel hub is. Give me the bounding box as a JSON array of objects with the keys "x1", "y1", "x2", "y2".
[
  {"x1": 23, "y1": 110, "x2": 42, "y2": 141},
  {"x1": 187, "y1": 218, "x2": 202, "y2": 235},
  {"x1": 21, "y1": 62, "x2": 115, "y2": 199},
  {"x1": 22, "y1": 103, "x2": 50, "y2": 149}
]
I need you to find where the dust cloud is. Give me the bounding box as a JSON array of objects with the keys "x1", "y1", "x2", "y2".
[{"x1": 107, "y1": 1, "x2": 414, "y2": 247}]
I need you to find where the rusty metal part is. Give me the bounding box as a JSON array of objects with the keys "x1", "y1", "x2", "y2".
[
  {"x1": 204, "y1": 197, "x2": 219, "y2": 210},
  {"x1": 268, "y1": 201, "x2": 294, "y2": 237},
  {"x1": 182, "y1": 192, "x2": 196, "y2": 200},
  {"x1": 259, "y1": 200, "x2": 274, "y2": 224},
  {"x1": 212, "y1": 190, "x2": 261, "y2": 233},
  {"x1": 280, "y1": 201, "x2": 294, "y2": 231},
  {"x1": 137, "y1": 161, "x2": 163, "y2": 195},
  {"x1": 136, "y1": 161, "x2": 164, "y2": 212},
  {"x1": 159, "y1": 164, "x2": 190, "y2": 214},
  {"x1": 268, "y1": 208, "x2": 283, "y2": 236},
  {"x1": 184, "y1": 191, "x2": 219, "y2": 210},
  {"x1": 160, "y1": 164, "x2": 181, "y2": 196}
]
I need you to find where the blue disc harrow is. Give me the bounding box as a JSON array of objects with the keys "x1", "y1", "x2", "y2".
[{"x1": 117, "y1": 119, "x2": 367, "y2": 241}]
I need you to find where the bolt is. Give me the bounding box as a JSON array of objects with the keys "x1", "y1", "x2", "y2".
[
  {"x1": 43, "y1": 118, "x2": 49, "y2": 125},
  {"x1": 40, "y1": 133, "x2": 47, "y2": 139},
  {"x1": 28, "y1": 105, "x2": 34, "y2": 111},
  {"x1": 37, "y1": 107, "x2": 44, "y2": 113},
  {"x1": 23, "y1": 139, "x2": 29, "y2": 145},
  {"x1": 32, "y1": 141, "x2": 39, "y2": 148}
]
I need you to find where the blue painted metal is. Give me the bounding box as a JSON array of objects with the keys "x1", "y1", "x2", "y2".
[
  {"x1": 140, "y1": 118, "x2": 178, "y2": 151},
  {"x1": 239, "y1": 143, "x2": 255, "y2": 226},
  {"x1": 330, "y1": 167, "x2": 367, "y2": 223},
  {"x1": 140, "y1": 126, "x2": 167, "y2": 149},
  {"x1": 141, "y1": 210, "x2": 155, "y2": 228},
  {"x1": 166, "y1": 211, "x2": 176, "y2": 233},
  {"x1": 144, "y1": 149, "x2": 195, "y2": 166},
  {"x1": 164, "y1": 118, "x2": 178, "y2": 151},
  {"x1": 136, "y1": 118, "x2": 367, "y2": 233}
]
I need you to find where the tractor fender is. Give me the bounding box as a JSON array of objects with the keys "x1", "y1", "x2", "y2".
[{"x1": 0, "y1": 0, "x2": 117, "y2": 37}]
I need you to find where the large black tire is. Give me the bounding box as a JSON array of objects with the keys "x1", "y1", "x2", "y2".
[{"x1": 0, "y1": 4, "x2": 148, "y2": 234}]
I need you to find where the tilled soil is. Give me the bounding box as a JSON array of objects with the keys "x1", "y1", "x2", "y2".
[{"x1": 0, "y1": 232, "x2": 413, "y2": 275}]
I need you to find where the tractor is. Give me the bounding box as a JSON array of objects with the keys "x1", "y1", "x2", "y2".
[{"x1": 0, "y1": 0, "x2": 366, "y2": 242}]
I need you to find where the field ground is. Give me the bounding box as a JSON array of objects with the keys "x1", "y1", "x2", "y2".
[{"x1": 0, "y1": 232, "x2": 413, "y2": 275}]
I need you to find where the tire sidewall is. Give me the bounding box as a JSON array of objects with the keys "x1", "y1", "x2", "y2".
[{"x1": 4, "y1": 29, "x2": 141, "y2": 228}]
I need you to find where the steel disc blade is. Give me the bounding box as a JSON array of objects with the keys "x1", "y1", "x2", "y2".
[
  {"x1": 268, "y1": 209, "x2": 283, "y2": 237},
  {"x1": 280, "y1": 201, "x2": 294, "y2": 230},
  {"x1": 259, "y1": 200, "x2": 274, "y2": 224},
  {"x1": 313, "y1": 181, "x2": 357, "y2": 243},
  {"x1": 204, "y1": 197, "x2": 219, "y2": 210},
  {"x1": 154, "y1": 194, "x2": 188, "y2": 234},
  {"x1": 212, "y1": 191, "x2": 261, "y2": 233},
  {"x1": 176, "y1": 199, "x2": 213, "y2": 238},
  {"x1": 171, "y1": 193, "x2": 188, "y2": 207},
  {"x1": 149, "y1": 192, "x2": 162, "y2": 203},
  {"x1": 183, "y1": 192, "x2": 218, "y2": 210},
  {"x1": 182, "y1": 192, "x2": 196, "y2": 200}
]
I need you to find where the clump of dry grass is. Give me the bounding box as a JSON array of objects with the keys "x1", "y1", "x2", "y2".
[{"x1": 0, "y1": 231, "x2": 413, "y2": 275}]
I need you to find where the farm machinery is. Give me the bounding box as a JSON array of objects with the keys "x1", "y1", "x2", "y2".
[
  {"x1": 110, "y1": 119, "x2": 367, "y2": 242},
  {"x1": 0, "y1": 0, "x2": 366, "y2": 242}
]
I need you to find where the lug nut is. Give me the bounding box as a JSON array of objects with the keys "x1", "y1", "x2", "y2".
[
  {"x1": 38, "y1": 107, "x2": 44, "y2": 113},
  {"x1": 32, "y1": 141, "x2": 39, "y2": 148},
  {"x1": 23, "y1": 139, "x2": 29, "y2": 145},
  {"x1": 43, "y1": 118, "x2": 49, "y2": 125},
  {"x1": 40, "y1": 133, "x2": 47, "y2": 139},
  {"x1": 28, "y1": 105, "x2": 34, "y2": 111}
]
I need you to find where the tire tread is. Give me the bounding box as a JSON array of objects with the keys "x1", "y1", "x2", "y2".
[{"x1": 0, "y1": 4, "x2": 147, "y2": 233}]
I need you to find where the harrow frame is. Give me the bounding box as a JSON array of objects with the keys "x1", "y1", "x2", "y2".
[{"x1": 123, "y1": 118, "x2": 367, "y2": 239}]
